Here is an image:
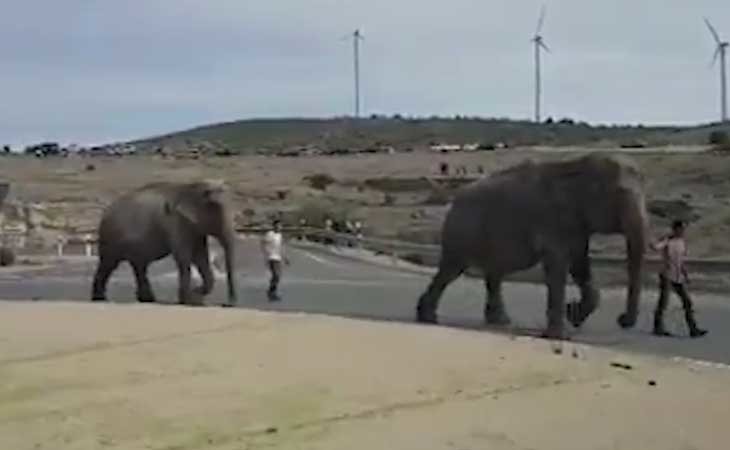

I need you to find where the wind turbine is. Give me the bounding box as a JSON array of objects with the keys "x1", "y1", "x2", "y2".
[
  {"x1": 704, "y1": 18, "x2": 728, "y2": 122},
  {"x1": 341, "y1": 29, "x2": 365, "y2": 118},
  {"x1": 532, "y1": 5, "x2": 550, "y2": 123}
]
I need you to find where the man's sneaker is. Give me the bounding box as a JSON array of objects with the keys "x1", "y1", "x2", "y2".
[{"x1": 653, "y1": 328, "x2": 672, "y2": 337}]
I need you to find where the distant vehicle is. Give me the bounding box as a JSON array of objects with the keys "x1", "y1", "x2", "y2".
[{"x1": 24, "y1": 142, "x2": 62, "y2": 157}]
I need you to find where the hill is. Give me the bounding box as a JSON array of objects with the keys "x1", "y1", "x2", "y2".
[{"x1": 127, "y1": 116, "x2": 730, "y2": 155}]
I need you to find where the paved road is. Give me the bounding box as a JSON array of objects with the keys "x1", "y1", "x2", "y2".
[{"x1": 1, "y1": 238, "x2": 728, "y2": 365}]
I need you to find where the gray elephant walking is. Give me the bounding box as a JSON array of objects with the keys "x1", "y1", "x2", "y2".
[
  {"x1": 416, "y1": 154, "x2": 650, "y2": 340},
  {"x1": 91, "y1": 180, "x2": 239, "y2": 307}
]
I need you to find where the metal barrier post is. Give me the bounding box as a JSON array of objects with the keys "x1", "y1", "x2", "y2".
[
  {"x1": 84, "y1": 234, "x2": 93, "y2": 257},
  {"x1": 56, "y1": 235, "x2": 65, "y2": 257}
]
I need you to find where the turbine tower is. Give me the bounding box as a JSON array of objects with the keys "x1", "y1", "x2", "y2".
[
  {"x1": 532, "y1": 5, "x2": 550, "y2": 123},
  {"x1": 350, "y1": 29, "x2": 365, "y2": 118},
  {"x1": 704, "y1": 18, "x2": 728, "y2": 122}
]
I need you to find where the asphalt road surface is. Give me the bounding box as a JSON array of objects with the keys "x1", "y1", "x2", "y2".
[{"x1": 1, "y1": 237, "x2": 728, "y2": 365}]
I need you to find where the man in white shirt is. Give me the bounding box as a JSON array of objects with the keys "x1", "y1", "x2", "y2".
[
  {"x1": 261, "y1": 219, "x2": 288, "y2": 301},
  {"x1": 651, "y1": 219, "x2": 707, "y2": 338}
]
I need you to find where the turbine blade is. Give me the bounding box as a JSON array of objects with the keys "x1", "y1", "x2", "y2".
[
  {"x1": 540, "y1": 41, "x2": 551, "y2": 53},
  {"x1": 536, "y1": 4, "x2": 546, "y2": 35},
  {"x1": 705, "y1": 17, "x2": 722, "y2": 45},
  {"x1": 711, "y1": 46, "x2": 721, "y2": 66}
]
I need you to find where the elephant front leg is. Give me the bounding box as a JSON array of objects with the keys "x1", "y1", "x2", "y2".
[
  {"x1": 542, "y1": 250, "x2": 570, "y2": 340},
  {"x1": 192, "y1": 238, "x2": 215, "y2": 298},
  {"x1": 91, "y1": 254, "x2": 121, "y2": 301},
  {"x1": 416, "y1": 260, "x2": 464, "y2": 324},
  {"x1": 131, "y1": 261, "x2": 156, "y2": 303},
  {"x1": 173, "y1": 248, "x2": 200, "y2": 306},
  {"x1": 566, "y1": 242, "x2": 600, "y2": 328},
  {"x1": 484, "y1": 274, "x2": 511, "y2": 326}
]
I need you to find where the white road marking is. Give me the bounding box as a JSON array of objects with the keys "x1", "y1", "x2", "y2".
[
  {"x1": 295, "y1": 248, "x2": 420, "y2": 279},
  {"x1": 298, "y1": 249, "x2": 341, "y2": 267}
]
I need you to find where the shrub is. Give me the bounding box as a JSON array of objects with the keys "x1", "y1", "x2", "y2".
[
  {"x1": 303, "y1": 173, "x2": 336, "y2": 191},
  {"x1": 422, "y1": 189, "x2": 451, "y2": 205},
  {"x1": 708, "y1": 130, "x2": 729, "y2": 146},
  {"x1": 295, "y1": 199, "x2": 353, "y2": 228},
  {"x1": 0, "y1": 247, "x2": 16, "y2": 267}
]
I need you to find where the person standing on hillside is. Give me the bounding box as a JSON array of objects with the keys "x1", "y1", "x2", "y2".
[
  {"x1": 261, "y1": 219, "x2": 289, "y2": 302},
  {"x1": 651, "y1": 219, "x2": 708, "y2": 338}
]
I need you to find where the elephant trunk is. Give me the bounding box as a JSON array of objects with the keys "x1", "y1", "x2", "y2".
[
  {"x1": 219, "y1": 219, "x2": 238, "y2": 306},
  {"x1": 618, "y1": 189, "x2": 648, "y2": 329}
]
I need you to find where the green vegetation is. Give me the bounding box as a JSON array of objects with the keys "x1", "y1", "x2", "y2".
[{"x1": 128, "y1": 117, "x2": 730, "y2": 155}]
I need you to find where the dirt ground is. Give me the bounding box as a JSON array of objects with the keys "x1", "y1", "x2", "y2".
[
  {"x1": 0, "y1": 300, "x2": 728, "y2": 450},
  {"x1": 1, "y1": 147, "x2": 730, "y2": 256}
]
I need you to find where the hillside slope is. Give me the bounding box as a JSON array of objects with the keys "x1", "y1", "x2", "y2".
[{"x1": 128, "y1": 117, "x2": 730, "y2": 154}]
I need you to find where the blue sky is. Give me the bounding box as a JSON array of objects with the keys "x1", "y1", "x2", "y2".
[{"x1": 1, "y1": 0, "x2": 728, "y2": 147}]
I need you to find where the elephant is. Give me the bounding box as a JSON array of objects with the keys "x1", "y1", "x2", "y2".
[
  {"x1": 415, "y1": 153, "x2": 650, "y2": 340},
  {"x1": 91, "y1": 179, "x2": 239, "y2": 307}
]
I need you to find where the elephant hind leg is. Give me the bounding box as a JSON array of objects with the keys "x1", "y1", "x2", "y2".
[
  {"x1": 416, "y1": 255, "x2": 465, "y2": 324},
  {"x1": 131, "y1": 260, "x2": 156, "y2": 303},
  {"x1": 484, "y1": 274, "x2": 511, "y2": 326},
  {"x1": 91, "y1": 254, "x2": 121, "y2": 301},
  {"x1": 566, "y1": 240, "x2": 600, "y2": 328},
  {"x1": 542, "y1": 248, "x2": 570, "y2": 340}
]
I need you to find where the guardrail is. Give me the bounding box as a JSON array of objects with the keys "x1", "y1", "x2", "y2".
[
  {"x1": 288, "y1": 228, "x2": 730, "y2": 274},
  {"x1": 5, "y1": 226, "x2": 730, "y2": 274}
]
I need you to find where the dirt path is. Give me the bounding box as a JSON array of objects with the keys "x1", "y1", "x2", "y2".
[{"x1": 0, "y1": 301, "x2": 728, "y2": 450}]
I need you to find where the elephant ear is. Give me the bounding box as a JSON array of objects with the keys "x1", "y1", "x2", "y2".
[
  {"x1": 168, "y1": 180, "x2": 226, "y2": 228},
  {"x1": 171, "y1": 196, "x2": 203, "y2": 226},
  {"x1": 541, "y1": 164, "x2": 590, "y2": 233}
]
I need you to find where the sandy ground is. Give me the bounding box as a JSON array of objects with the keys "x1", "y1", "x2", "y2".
[{"x1": 1, "y1": 301, "x2": 728, "y2": 450}]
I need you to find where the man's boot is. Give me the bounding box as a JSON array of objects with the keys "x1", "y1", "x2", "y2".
[
  {"x1": 653, "y1": 314, "x2": 672, "y2": 337},
  {"x1": 685, "y1": 309, "x2": 708, "y2": 338}
]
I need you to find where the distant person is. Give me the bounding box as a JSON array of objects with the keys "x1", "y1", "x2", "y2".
[
  {"x1": 298, "y1": 217, "x2": 307, "y2": 240},
  {"x1": 260, "y1": 219, "x2": 289, "y2": 302},
  {"x1": 354, "y1": 220, "x2": 363, "y2": 247},
  {"x1": 650, "y1": 219, "x2": 708, "y2": 338},
  {"x1": 324, "y1": 217, "x2": 334, "y2": 245}
]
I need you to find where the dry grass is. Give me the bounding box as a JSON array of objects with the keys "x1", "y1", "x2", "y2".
[{"x1": 1, "y1": 148, "x2": 729, "y2": 256}]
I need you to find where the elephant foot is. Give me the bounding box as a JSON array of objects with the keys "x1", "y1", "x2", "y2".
[
  {"x1": 484, "y1": 310, "x2": 512, "y2": 326},
  {"x1": 193, "y1": 286, "x2": 212, "y2": 297},
  {"x1": 416, "y1": 308, "x2": 438, "y2": 324},
  {"x1": 565, "y1": 302, "x2": 587, "y2": 328},
  {"x1": 91, "y1": 294, "x2": 107, "y2": 302},
  {"x1": 137, "y1": 291, "x2": 157, "y2": 303},
  {"x1": 180, "y1": 292, "x2": 206, "y2": 307},
  {"x1": 617, "y1": 312, "x2": 637, "y2": 329},
  {"x1": 541, "y1": 326, "x2": 570, "y2": 341}
]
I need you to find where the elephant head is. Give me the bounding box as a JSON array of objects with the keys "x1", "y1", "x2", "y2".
[
  {"x1": 171, "y1": 179, "x2": 238, "y2": 305},
  {"x1": 572, "y1": 154, "x2": 649, "y2": 329}
]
